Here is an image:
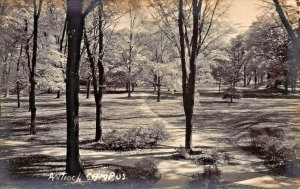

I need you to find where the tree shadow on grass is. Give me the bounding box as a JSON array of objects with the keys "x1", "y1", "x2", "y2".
[
  {"x1": 9, "y1": 155, "x2": 65, "y2": 177},
  {"x1": 200, "y1": 101, "x2": 233, "y2": 104},
  {"x1": 7, "y1": 154, "x2": 160, "y2": 189},
  {"x1": 188, "y1": 176, "x2": 265, "y2": 189}
]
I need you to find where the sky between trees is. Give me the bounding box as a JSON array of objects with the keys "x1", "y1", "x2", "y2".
[{"x1": 117, "y1": 0, "x2": 279, "y2": 40}]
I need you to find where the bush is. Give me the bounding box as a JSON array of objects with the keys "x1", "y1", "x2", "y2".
[
  {"x1": 193, "y1": 155, "x2": 217, "y2": 165},
  {"x1": 188, "y1": 165, "x2": 223, "y2": 188},
  {"x1": 134, "y1": 158, "x2": 159, "y2": 178},
  {"x1": 249, "y1": 127, "x2": 299, "y2": 173},
  {"x1": 202, "y1": 165, "x2": 221, "y2": 178},
  {"x1": 174, "y1": 147, "x2": 234, "y2": 166},
  {"x1": 103, "y1": 124, "x2": 169, "y2": 151},
  {"x1": 173, "y1": 147, "x2": 191, "y2": 159}
]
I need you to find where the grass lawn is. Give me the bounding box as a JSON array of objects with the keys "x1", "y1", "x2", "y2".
[
  {"x1": 1, "y1": 86, "x2": 299, "y2": 188},
  {"x1": 1, "y1": 87, "x2": 299, "y2": 150}
]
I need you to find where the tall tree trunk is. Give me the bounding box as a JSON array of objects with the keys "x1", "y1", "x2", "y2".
[
  {"x1": 56, "y1": 90, "x2": 61, "y2": 98},
  {"x1": 128, "y1": 66, "x2": 131, "y2": 97},
  {"x1": 131, "y1": 82, "x2": 134, "y2": 92},
  {"x1": 17, "y1": 82, "x2": 20, "y2": 108},
  {"x1": 230, "y1": 83, "x2": 233, "y2": 103},
  {"x1": 5, "y1": 58, "x2": 11, "y2": 98},
  {"x1": 60, "y1": 14, "x2": 67, "y2": 52},
  {"x1": 157, "y1": 77, "x2": 161, "y2": 102},
  {"x1": 95, "y1": 1, "x2": 105, "y2": 142},
  {"x1": 24, "y1": 19, "x2": 31, "y2": 112},
  {"x1": 284, "y1": 70, "x2": 289, "y2": 94},
  {"x1": 0, "y1": 95, "x2": 1, "y2": 116},
  {"x1": 66, "y1": 0, "x2": 85, "y2": 176},
  {"x1": 84, "y1": 30, "x2": 100, "y2": 142},
  {"x1": 64, "y1": 35, "x2": 68, "y2": 54},
  {"x1": 153, "y1": 74, "x2": 157, "y2": 92},
  {"x1": 126, "y1": 83, "x2": 129, "y2": 92},
  {"x1": 254, "y1": 69, "x2": 257, "y2": 89},
  {"x1": 247, "y1": 76, "x2": 252, "y2": 85},
  {"x1": 218, "y1": 80, "x2": 221, "y2": 94},
  {"x1": 29, "y1": 0, "x2": 42, "y2": 135},
  {"x1": 243, "y1": 65, "x2": 246, "y2": 87},
  {"x1": 178, "y1": 0, "x2": 200, "y2": 150},
  {"x1": 178, "y1": 0, "x2": 189, "y2": 150},
  {"x1": 86, "y1": 76, "x2": 91, "y2": 99},
  {"x1": 83, "y1": 27, "x2": 101, "y2": 144},
  {"x1": 17, "y1": 45, "x2": 23, "y2": 108}
]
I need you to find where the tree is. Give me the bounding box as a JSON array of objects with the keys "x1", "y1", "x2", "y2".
[
  {"x1": 271, "y1": 0, "x2": 299, "y2": 48},
  {"x1": 65, "y1": 0, "x2": 84, "y2": 176},
  {"x1": 83, "y1": 3, "x2": 105, "y2": 142},
  {"x1": 140, "y1": 29, "x2": 178, "y2": 102},
  {"x1": 16, "y1": 45, "x2": 23, "y2": 107},
  {"x1": 270, "y1": 0, "x2": 300, "y2": 91},
  {"x1": 83, "y1": 0, "x2": 123, "y2": 141},
  {"x1": 120, "y1": 0, "x2": 142, "y2": 97},
  {"x1": 179, "y1": 0, "x2": 228, "y2": 150},
  {"x1": 25, "y1": 0, "x2": 43, "y2": 135},
  {"x1": 148, "y1": 0, "x2": 229, "y2": 150},
  {"x1": 244, "y1": 14, "x2": 290, "y2": 90},
  {"x1": 215, "y1": 37, "x2": 246, "y2": 102},
  {"x1": 0, "y1": 0, "x2": 23, "y2": 99},
  {"x1": 65, "y1": 0, "x2": 102, "y2": 176}
]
